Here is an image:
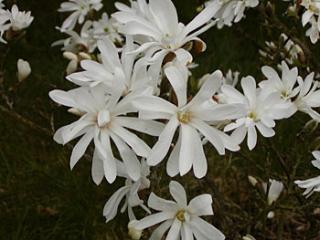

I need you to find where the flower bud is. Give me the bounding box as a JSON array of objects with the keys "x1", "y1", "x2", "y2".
[
  {"x1": 17, "y1": 59, "x2": 31, "y2": 82},
  {"x1": 248, "y1": 176, "x2": 258, "y2": 187},
  {"x1": 128, "y1": 220, "x2": 142, "y2": 240}
]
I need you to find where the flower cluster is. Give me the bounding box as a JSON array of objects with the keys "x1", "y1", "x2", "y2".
[
  {"x1": 50, "y1": 0, "x2": 320, "y2": 239},
  {"x1": 0, "y1": 3, "x2": 33, "y2": 43}
]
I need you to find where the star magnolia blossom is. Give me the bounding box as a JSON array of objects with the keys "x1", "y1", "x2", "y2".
[
  {"x1": 222, "y1": 76, "x2": 295, "y2": 150},
  {"x1": 103, "y1": 160, "x2": 151, "y2": 222},
  {"x1": 0, "y1": 11, "x2": 10, "y2": 43},
  {"x1": 49, "y1": 86, "x2": 164, "y2": 184},
  {"x1": 132, "y1": 181, "x2": 225, "y2": 240},
  {"x1": 67, "y1": 37, "x2": 159, "y2": 94},
  {"x1": 112, "y1": 0, "x2": 220, "y2": 68},
  {"x1": 58, "y1": 0, "x2": 103, "y2": 31},
  {"x1": 133, "y1": 65, "x2": 241, "y2": 178},
  {"x1": 207, "y1": 0, "x2": 259, "y2": 28},
  {"x1": 294, "y1": 72, "x2": 320, "y2": 121},
  {"x1": 260, "y1": 61, "x2": 300, "y2": 101},
  {"x1": 6, "y1": 4, "x2": 33, "y2": 31},
  {"x1": 295, "y1": 151, "x2": 320, "y2": 197},
  {"x1": 54, "y1": 20, "x2": 99, "y2": 53},
  {"x1": 92, "y1": 13, "x2": 123, "y2": 43},
  {"x1": 300, "y1": 0, "x2": 320, "y2": 43}
]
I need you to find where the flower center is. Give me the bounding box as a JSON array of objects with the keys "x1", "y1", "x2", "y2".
[
  {"x1": 177, "y1": 111, "x2": 192, "y2": 124},
  {"x1": 248, "y1": 111, "x2": 257, "y2": 121},
  {"x1": 176, "y1": 209, "x2": 186, "y2": 222},
  {"x1": 97, "y1": 110, "x2": 111, "y2": 128}
]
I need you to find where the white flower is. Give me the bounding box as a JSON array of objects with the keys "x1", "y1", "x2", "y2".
[
  {"x1": 132, "y1": 181, "x2": 225, "y2": 240},
  {"x1": 0, "y1": 11, "x2": 10, "y2": 43},
  {"x1": 207, "y1": 0, "x2": 259, "y2": 28},
  {"x1": 49, "y1": 86, "x2": 164, "y2": 184},
  {"x1": 58, "y1": 0, "x2": 103, "y2": 31},
  {"x1": 133, "y1": 65, "x2": 241, "y2": 178},
  {"x1": 112, "y1": 0, "x2": 220, "y2": 68},
  {"x1": 67, "y1": 37, "x2": 160, "y2": 94},
  {"x1": 305, "y1": 16, "x2": 320, "y2": 44},
  {"x1": 295, "y1": 151, "x2": 320, "y2": 197},
  {"x1": 0, "y1": 0, "x2": 4, "y2": 9},
  {"x1": 294, "y1": 72, "x2": 320, "y2": 121},
  {"x1": 53, "y1": 21, "x2": 97, "y2": 53},
  {"x1": 7, "y1": 5, "x2": 33, "y2": 31},
  {"x1": 223, "y1": 76, "x2": 296, "y2": 150},
  {"x1": 262, "y1": 179, "x2": 284, "y2": 205},
  {"x1": 103, "y1": 160, "x2": 151, "y2": 222},
  {"x1": 300, "y1": 0, "x2": 320, "y2": 43},
  {"x1": 17, "y1": 59, "x2": 31, "y2": 82},
  {"x1": 260, "y1": 61, "x2": 300, "y2": 101},
  {"x1": 92, "y1": 13, "x2": 123, "y2": 43}
]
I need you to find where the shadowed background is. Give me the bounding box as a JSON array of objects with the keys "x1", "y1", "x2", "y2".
[{"x1": 0, "y1": 0, "x2": 319, "y2": 239}]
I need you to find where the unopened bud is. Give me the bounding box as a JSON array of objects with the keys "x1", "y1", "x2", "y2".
[{"x1": 17, "y1": 59, "x2": 31, "y2": 82}]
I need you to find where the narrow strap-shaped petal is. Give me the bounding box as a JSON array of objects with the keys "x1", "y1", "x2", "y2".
[{"x1": 169, "y1": 181, "x2": 187, "y2": 206}]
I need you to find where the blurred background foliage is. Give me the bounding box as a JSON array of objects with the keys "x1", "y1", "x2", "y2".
[{"x1": 0, "y1": 0, "x2": 320, "y2": 239}]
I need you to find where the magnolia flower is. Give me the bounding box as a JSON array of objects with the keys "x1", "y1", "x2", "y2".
[
  {"x1": 92, "y1": 13, "x2": 123, "y2": 43},
  {"x1": 49, "y1": 86, "x2": 163, "y2": 184},
  {"x1": 294, "y1": 72, "x2": 320, "y2": 121},
  {"x1": 133, "y1": 65, "x2": 241, "y2": 178},
  {"x1": 103, "y1": 160, "x2": 151, "y2": 222},
  {"x1": 0, "y1": 12, "x2": 10, "y2": 43},
  {"x1": 53, "y1": 21, "x2": 97, "y2": 53},
  {"x1": 17, "y1": 59, "x2": 31, "y2": 82},
  {"x1": 0, "y1": 0, "x2": 4, "y2": 9},
  {"x1": 67, "y1": 37, "x2": 160, "y2": 95},
  {"x1": 295, "y1": 151, "x2": 320, "y2": 197},
  {"x1": 300, "y1": 0, "x2": 320, "y2": 43},
  {"x1": 262, "y1": 179, "x2": 284, "y2": 205},
  {"x1": 58, "y1": 0, "x2": 103, "y2": 31},
  {"x1": 222, "y1": 76, "x2": 296, "y2": 150},
  {"x1": 207, "y1": 0, "x2": 259, "y2": 28},
  {"x1": 260, "y1": 61, "x2": 300, "y2": 101},
  {"x1": 112, "y1": 0, "x2": 220, "y2": 68},
  {"x1": 132, "y1": 181, "x2": 225, "y2": 240},
  {"x1": 7, "y1": 5, "x2": 33, "y2": 31}
]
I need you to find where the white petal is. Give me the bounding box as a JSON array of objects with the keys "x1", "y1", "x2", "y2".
[
  {"x1": 247, "y1": 126, "x2": 257, "y2": 150},
  {"x1": 190, "y1": 217, "x2": 225, "y2": 240},
  {"x1": 115, "y1": 117, "x2": 164, "y2": 136},
  {"x1": 179, "y1": 124, "x2": 195, "y2": 176},
  {"x1": 166, "y1": 218, "x2": 182, "y2": 240},
  {"x1": 91, "y1": 149, "x2": 104, "y2": 185},
  {"x1": 169, "y1": 181, "x2": 187, "y2": 206},
  {"x1": 70, "y1": 131, "x2": 93, "y2": 169},
  {"x1": 188, "y1": 194, "x2": 213, "y2": 216},
  {"x1": 148, "y1": 193, "x2": 178, "y2": 212},
  {"x1": 164, "y1": 64, "x2": 188, "y2": 107},
  {"x1": 148, "y1": 117, "x2": 179, "y2": 166},
  {"x1": 133, "y1": 212, "x2": 174, "y2": 230},
  {"x1": 150, "y1": 220, "x2": 173, "y2": 240},
  {"x1": 241, "y1": 76, "x2": 257, "y2": 107}
]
